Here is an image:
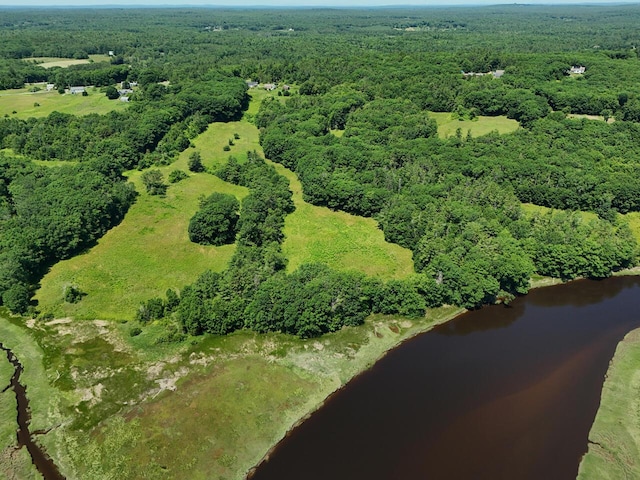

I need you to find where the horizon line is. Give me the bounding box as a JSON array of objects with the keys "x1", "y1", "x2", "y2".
[{"x1": 1, "y1": 1, "x2": 640, "y2": 7}]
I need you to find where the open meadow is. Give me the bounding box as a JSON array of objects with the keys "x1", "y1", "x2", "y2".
[
  {"x1": 34, "y1": 153, "x2": 248, "y2": 320},
  {"x1": 24, "y1": 54, "x2": 111, "y2": 69},
  {"x1": 0, "y1": 86, "x2": 128, "y2": 119},
  {"x1": 35, "y1": 91, "x2": 413, "y2": 320},
  {"x1": 428, "y1": 111, "x2": 520, "y2": 138}
]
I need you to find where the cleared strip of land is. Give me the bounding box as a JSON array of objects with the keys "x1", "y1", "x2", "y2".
[{"x1": 24, "y1": 54, "x2": 110, "y2": 68}]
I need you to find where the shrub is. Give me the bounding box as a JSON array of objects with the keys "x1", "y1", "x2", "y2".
[
  {"x1": 64, "y1": 285, "x2": 85, "y2": 303},
  {"x1": 141, "y1": 169, "x2": 167, "y2": 195},
  {"x1": 187, "y1": 151, "x2": 204, "y2": 172},
  {"x1": 168, "y1": 169, "x2": 188, "y2": 183},
  {"x1": 129, "y1": 327, "x2": 142, "y2": 337}
]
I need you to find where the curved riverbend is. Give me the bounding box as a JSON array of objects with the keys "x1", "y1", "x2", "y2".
[
  {"x1": 1, "y1": 343, "x2": 65, "y2": 480},
  {"x1": 251, "y1": 276, "x2": 640, "y2": 480}
]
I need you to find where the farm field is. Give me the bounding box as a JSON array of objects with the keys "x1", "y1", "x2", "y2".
[
  {"x1": 428, "y1": 111, "x2": 520, "y2": 138},
  {"x1": 0, "y1": 86, "x2": 128, "y2": 119}
]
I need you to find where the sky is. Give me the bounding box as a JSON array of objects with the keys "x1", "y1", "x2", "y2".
[{"x1": 0, "y1": 0, "x2": 635, "y2": 6}]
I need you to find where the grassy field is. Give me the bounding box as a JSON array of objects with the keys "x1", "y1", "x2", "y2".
[
  {"x1": 578, "y1": 327, "x2": 640, "y2": 480},
  {"x1": 35, "y1": 150, "x2": 249, "y2": 321},
  {"x1": 35, "y1": 89, "x2": 413, "y2": 319},
  {"x1": 521, "y1": 202, "x2": 599, "y2": 221},
  {"x1": 274, "y1": 162, "x2": 414, "y2": 279},
  {"x1": 428, "y1": 111, "x2": 520, "y2": 138},
  {"x1": 0, "y1": 86, "x2": 128, "y2": 119},
  {"x1": 25, "y1": 54, "x2": 111, "y2": 69}
]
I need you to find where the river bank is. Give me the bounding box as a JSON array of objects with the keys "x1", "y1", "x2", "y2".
[
  {"x1": 3, "y1": 274, "x2": 640, "y2": 479},
  {"x1": 577, "y1": 326, "x2": 640, "y2": 479}
]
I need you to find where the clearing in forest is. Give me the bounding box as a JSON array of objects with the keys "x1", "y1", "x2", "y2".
[
  {"x1": 25, "y1": 54, "x2": 111, "y2": 68},
  {"x1": 0, "y1": 86, "x2": 128, "y2": 119},
  {"x1": 428, "y1": 111, "x2": 519, "y2": 138},
  {"x1": 35, "y1": 147, "x2": 249, "y2": 320}
]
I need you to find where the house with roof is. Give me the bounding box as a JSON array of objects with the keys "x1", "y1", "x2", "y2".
[
  {"x1": 69, "y1": 86, "x2": 86, "y2": 95},
  {"x1": 569, "y1": 66, "x2": 586, "y2": 74},
  {"x1": 246, "y1": 81, "x2": 259, "y2": 88},
  {"x1": 263, "y1": 83, "x2": 276, "y2": 91}
]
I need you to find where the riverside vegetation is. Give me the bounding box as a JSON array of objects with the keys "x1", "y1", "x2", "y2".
[{"x1": 1, "y1": 5, "x2": 640, "y2": 479}]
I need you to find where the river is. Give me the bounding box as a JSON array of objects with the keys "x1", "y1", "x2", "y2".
[
  {"x1": 250, "y1": 276, "x2": 640, "y2": 480},
  {"x1": 1, "y1": 343, "x2": 65, "y2": 480}
]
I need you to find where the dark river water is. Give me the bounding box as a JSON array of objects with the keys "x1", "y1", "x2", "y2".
[{"x1": 250, "y1": 276, "x2": 640, "y2": 480}]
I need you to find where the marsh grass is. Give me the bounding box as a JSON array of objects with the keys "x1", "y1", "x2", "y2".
[{"x1": 578, "y1": 328, "x2": 640, "y2": 480}]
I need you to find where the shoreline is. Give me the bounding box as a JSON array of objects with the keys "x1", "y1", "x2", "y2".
[
  {"x1": 244, "y1": 270, "x2": 640, "y2": 479},
  {"x1": 577, "y1": 328, "x2": 640, "y2": 479},
  {"x1": 243, "y1": 306, "x2": 465, "y2": 479}
]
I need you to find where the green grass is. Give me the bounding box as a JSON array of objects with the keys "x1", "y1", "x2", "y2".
[
  {"x1": 107, "y1": 305, "x2": 463, "y2": 480},
  {"x1": 428, "y1": 111, "x2": 520, "y2": 138},
  {"x1": 0, "y1": 352, "x2": 16, "y2": 451},
  {"x1": 273, "y1": 161, "x2": 415, "y2": 279},
  {"x1": 578, "y1": 327, "x2": 640, "y2": 480},
  {"x1": 0, "y1": 313, "x2": 61, "y2": 479},
  {"x1": 35, "y1": 144, "x2": 249, "y2": 321},
  {"x1": 521, "y1": 202, "x2": 600, "y2": 221},
  {"x1": 35, "y1": 89, "x2": 415, "y2": 319},
  {"x1": 0, "y1": 87, "x2": 128, "y2": 119},
  {"x1": 25, "y1": 54, "x2": 111, "y2": 68}
]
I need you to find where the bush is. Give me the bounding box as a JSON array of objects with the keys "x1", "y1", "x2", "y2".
[
  {"x1": 187, "y1": 151, "x2": 204, "y2": 172},
  {"x1": 168, "y1": 169, "x2": 188, "y2": 183},
  {"x1": 141, "y1": 169, "x2": 167, "y2": 195},
  {"x1": 223, "y1": 145, "x2": 231, "y2": 151},
  {"x1": 64, "y1": 285, "x2": 85, "y2": 303},
  {"x1": 129, "y1": 327, "x2": 142, "y2": 337}
]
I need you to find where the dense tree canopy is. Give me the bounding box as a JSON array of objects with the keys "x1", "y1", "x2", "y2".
[{"x1": 188, "y1": 193, "x2": 240, "y2": 246}]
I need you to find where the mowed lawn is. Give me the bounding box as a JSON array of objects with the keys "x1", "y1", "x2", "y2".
[
  {"x1": 0, "y1": 87, "x2": 128, "y2": 119},
  {"x1": 428, "y1": 111, "x2": 520, "y2": 138},
  {"x1": 35, "y1": 144, "x2": 249, "y2": 321}
]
